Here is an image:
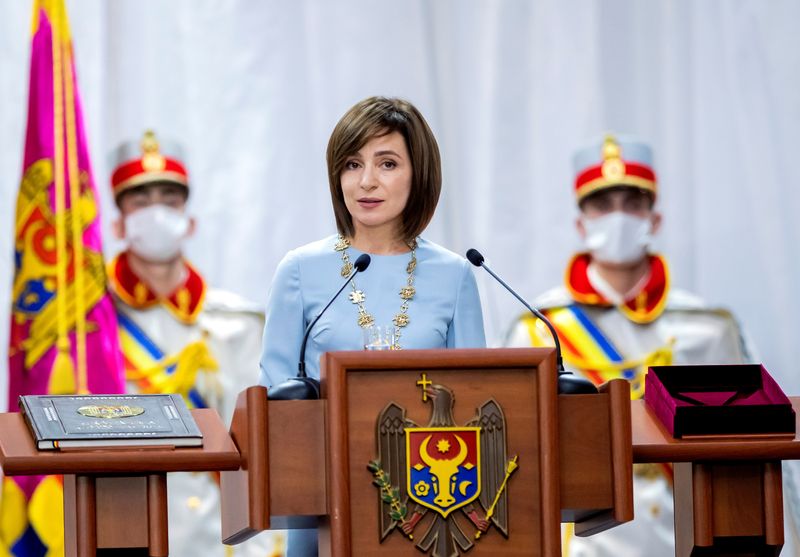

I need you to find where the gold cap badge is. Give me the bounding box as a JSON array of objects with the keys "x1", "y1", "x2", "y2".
[
  {"x1": 140, "y1": 130, "x2": 166, "y2": 172},
  {"x1": 600, "y1": 134, "x2": 626, "y2": 182}
]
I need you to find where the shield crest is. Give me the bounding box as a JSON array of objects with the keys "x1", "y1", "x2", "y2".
[{"x1": 406, "y1": 427, "x2": 481, "y2": 518}]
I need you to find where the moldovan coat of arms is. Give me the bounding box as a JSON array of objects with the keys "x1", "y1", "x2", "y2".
[{"x1": 367, "y1": 375, "x2": 518, "y2": 557}]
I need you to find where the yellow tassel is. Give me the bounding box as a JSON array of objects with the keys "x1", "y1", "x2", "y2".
[
  {"x1": 48, "y1": 338, "x2": 76, "y2": 394},
  {"x1": 131, "y1": 336, "x2": 219, "y2": 401}
]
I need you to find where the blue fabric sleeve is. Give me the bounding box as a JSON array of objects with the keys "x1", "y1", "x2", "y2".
[
  {"x1": 447, "y1": 260, "x2": 486, "y2": 348},
  {"x1": 258, "y1": 250, "x2": 305, "y2": 387}
]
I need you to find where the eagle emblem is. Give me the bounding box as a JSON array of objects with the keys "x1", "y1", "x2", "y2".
[{"x1": 367, "y1": 376, "x2": 518, "y2": 557}]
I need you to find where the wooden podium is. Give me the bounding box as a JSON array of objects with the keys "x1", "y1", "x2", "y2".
[
  {"x1": 221, "y1": 348, "x2": 633, "y2": 556},
  {"x1": 633, "y1": 398, "x2": 800, "y2": 557},
  {"x1": 0, "y1": 409, "x2": 239, "y2": 557}
]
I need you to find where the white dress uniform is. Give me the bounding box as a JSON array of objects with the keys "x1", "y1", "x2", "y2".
[
  {"x1": 505, "y1": 253, "x2": 752, "y2": 557},
  {"x1": 109, "y1": 251, "x2": 284, "y2": 557}
]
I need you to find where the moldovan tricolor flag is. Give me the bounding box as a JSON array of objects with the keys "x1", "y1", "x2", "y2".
[{"x1": 2, "y1": 1, "x2": 125, "y2": 555}]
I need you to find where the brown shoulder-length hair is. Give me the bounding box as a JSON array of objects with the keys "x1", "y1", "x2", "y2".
[{"x1": 326, "y1": 96, "x2": 442, "y2": 243}]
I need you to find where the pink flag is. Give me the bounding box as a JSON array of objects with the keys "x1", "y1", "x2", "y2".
[
  {"x1": 3, "y1": 2, "x2": 124, "y2": 553},
  {"x1": 8, "y1": 1, "x2": 125, "y2": 405}
]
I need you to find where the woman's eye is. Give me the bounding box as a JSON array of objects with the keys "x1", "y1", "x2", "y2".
[
  {"x1": 381, "y1": 160, "x2": 397, "y2": 169},
  {"x1": 344, "y1": 160, "x2": 360, "y2": 170}
]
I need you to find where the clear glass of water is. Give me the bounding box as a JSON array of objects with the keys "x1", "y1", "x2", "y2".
[{"x1": 363, "y1": 324, "x2": 395, "y2": 351}]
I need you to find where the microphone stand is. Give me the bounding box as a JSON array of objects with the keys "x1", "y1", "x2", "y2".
[
  {"x1": 467, "y1": 249, "x2": 597, "y2": 395},
  {"x1": 268, "y1": 253, "x2": 371, "y2": 400}
]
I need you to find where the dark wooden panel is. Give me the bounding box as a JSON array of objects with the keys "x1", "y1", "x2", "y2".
[
  {"x1": 764, "y1": 462, "x2": 784, "y2": 546},
  {"x1": 95, "y1": 476, "x2": 149, "y2": 548},
  {"x1": 605, "y1": 379, "x2": 634, "y2": 527},
  {"x1": 712, "y1": 464, "x2": 763, "y2": 537},
  {"x1": 559, "y1": 394, "x2": 614, "y2": 512},
  {"x1": 268, "y1": 399, "x2": 327, "y2": 517},
  {"x1": 562, "y1": 379, "x2": 633, "y2": 536},
  {"x1": 221, "y1": 387, "x2": 271, "y2": 544},
  {"x1": 147, "y1": 474, "x2": 169, "y2": 556},
  {"x1": 64, "y1": 475, "x2": 96, "y2": 557}
]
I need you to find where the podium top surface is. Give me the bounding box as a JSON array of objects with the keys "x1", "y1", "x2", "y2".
[
  {"x1": 0, "y1": 408, "x2": 240, "y2": 476},
  {"x1": 633, "y1": 397, "x2": 800, "y2": 463}
]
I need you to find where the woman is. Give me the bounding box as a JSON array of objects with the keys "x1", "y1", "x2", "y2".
[{"x1": 259, "y1": 96, "x2": 485, "y2": 555}]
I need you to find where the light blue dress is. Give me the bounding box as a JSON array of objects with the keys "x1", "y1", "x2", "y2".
[
  {"x1": 258, "y1": 234, "x2": 486, "y2": 555},
  {"x1": 259, "y1": 235, "x2": 486, "y2": 386}
]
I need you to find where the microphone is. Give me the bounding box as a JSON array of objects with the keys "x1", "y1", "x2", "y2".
[
  {"x1": 466, "y1": 248, "x2": 596, "y2": 395},
  {"x1": 268, "y1": 253, "x2": 371, "y2": 401}
]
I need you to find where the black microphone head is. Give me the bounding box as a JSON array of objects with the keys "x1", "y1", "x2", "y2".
[
  {"x1": 354, "y1": 253, "x2": 371, "y2": 272},
  {"x1": 465, "y1": 248, "x2": 484, "y2": 267},
  {"x1": 267, "y1": 377, "x2": 321, "y2": 400},
  {"x1": 558, "y1": 371, "x2": 598, "y2": 395}
]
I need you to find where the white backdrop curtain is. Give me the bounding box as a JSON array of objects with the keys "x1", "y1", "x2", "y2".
[{"x1": 1, "y1": 0, "x2": 799, "y2": 404}]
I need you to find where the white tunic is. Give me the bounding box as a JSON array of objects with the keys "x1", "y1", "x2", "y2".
[
  {"x1": 504, "y1": 257, "x2": 753, "y2": 557},
  {"x1": 110, "y1": 254, "x2": 283, "y2": 557}
]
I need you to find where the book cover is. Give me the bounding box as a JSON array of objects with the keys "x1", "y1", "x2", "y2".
[{"x1": 18, "y1": 393, "x2": 203, "y2": 450}]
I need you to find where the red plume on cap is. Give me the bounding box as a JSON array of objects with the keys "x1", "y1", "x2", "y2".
[{"x1": 110, "y1": 130, "x2": 189, "y2": 198}]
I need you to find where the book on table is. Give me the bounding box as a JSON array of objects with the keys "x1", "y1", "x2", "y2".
[{"x1": 18, "y1": 393, "x2": 203, "y2": 450}]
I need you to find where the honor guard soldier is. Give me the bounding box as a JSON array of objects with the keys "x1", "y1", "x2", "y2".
[
  {"x1": 108, "y1": 131, "x2": 284, "y2": 556},
  {"x1": 505, "y1": 134, "x2": 753, "y2": 557}
]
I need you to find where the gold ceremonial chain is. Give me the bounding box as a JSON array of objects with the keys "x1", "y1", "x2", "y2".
[{"x1": 335, "y1": 235, "x2": 417, "y2": 350}]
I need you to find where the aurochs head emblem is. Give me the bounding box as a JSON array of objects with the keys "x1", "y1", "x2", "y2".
[{"x1": 407, "y1": 428, "x2": 480, "y2": 516}]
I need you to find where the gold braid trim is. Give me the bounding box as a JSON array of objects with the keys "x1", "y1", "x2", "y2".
[{"x1": 562, "y1": 338, "x2": 675, "y2": 374}]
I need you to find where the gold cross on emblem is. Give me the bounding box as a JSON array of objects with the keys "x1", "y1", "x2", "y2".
[{"x1": 416, "y1": 373, "x2": 432, "y2": 402}]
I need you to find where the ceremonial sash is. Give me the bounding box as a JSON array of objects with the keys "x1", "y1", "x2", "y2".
[
  {"x1": 524, "y1": 304, "x2": 673, "y2": 399},
  {"x1": 118, "y1": 312, "x2": 219, "y2": 409}
]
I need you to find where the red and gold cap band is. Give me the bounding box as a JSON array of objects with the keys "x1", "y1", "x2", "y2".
[
  {"x1": 572, "y1": 134, "x2": 657, "y2": 203},
  {"x1": 111, "y1": 157, "x2": 188, "y2": 196},
  {"x1": 110, "y1": 130, "x2": 189, "y2": 198},
  {"x1": 575, "y1": 160, "x2": 656, "y2": 201}
]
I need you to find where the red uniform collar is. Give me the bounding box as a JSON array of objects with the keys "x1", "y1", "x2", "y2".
[
  {"x1": 108, "y1": 251, "x2": 206, "y2": 324},
  {"x1": 565, "y1": 253, "x2": 670, "y2": 324}
]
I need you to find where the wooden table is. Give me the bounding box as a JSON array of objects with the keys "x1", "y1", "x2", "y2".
[
  {"x1": 0, "y1": 409, "x2": 240, "y2": 557},
  {"x1": 631, "y1": 397, "x2": 800, "y2": 556}
]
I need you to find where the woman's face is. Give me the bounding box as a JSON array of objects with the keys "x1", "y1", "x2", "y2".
[{"x1": 340, "y1": 131, "x2": 412, "y2": 239}]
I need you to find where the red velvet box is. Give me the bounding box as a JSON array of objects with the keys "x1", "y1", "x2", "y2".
[{"x1": 644, "y1": 364, "x2": 796, "y2": 438}]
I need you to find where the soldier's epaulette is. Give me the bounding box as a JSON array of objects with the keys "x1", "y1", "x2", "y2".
[{"x1": 202, "y1": 288, "x2": 265, "y2": 319}]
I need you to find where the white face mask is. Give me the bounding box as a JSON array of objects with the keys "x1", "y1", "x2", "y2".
[
  {"x1": 582, "y1": 212, "x2": 653, "y2": 264},
  {"x1": 124, "y1": 205, "x2": 190, "y2": 263}
]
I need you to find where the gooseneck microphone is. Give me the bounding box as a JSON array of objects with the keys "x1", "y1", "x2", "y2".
[
  {"x1": 299, "y1": 253, "x2": 371, "y2": 376},
  {"x1": 268, "y1": 253, "x2": 371, "y2": 401},
  {"x1": 466, "y1": 248, "x2": 597, "y2": 395}
]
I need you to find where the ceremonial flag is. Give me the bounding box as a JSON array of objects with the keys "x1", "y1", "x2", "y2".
[{"x1": 2, "y1": 1, "x2": 125, "y2": 555}]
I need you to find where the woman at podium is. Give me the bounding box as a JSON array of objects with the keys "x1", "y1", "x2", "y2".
[{"x1": 258, "y1": 96, "x2": 486, "y2": 555}]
